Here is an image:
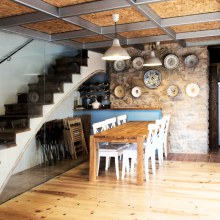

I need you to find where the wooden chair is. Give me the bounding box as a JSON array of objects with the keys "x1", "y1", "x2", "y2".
[
  {"x1": 92, "y1": 120, "x2": 126, "y2": 180},
  {"x1": 67, "y1": 117, "x2": 88, "y2": 159},
  {"x1": 117, "y1": 114, "x2": 127, "y2": 125}
]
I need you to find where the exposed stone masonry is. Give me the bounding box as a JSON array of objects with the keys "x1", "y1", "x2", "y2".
[{"x1": 110, "y1": 43, "x2": 209, "y2": 153}]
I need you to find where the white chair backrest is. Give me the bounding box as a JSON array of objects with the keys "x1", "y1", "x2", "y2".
[
  {"x1": 163, "y1": 115, "x2": 171, "y2": 136},
  {"x1": 156, "y1": 118, "x2": 166, "y2": 140},
  {"x1": 105, "y1": 117, "x2": 117, "y2": 129},
  {"x1": 117, "y1": 115, "x2": 127, "y2": 125},
  {"x1": 92, "y1": 121, "x2": 107, "y2": 134},
  {"x1": 146, "y1": 123, "x2": 160, "y2": 147}
]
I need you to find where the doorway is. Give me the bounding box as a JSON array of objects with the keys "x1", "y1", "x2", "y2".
[{"x1": 208, "y1": 45, "x2": 220, "y2": 151}]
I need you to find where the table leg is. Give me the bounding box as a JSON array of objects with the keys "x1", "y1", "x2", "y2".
[
  {"x1": 137, "y1": 136, "x2": 144, "y2": 186},
  {"x1": 89, "y1": 135, "x2": 97, "y2": 181}
]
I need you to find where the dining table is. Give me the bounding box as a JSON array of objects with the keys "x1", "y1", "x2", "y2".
[{"x1": 89, "y1": 121, "x2": 153, "y2": 186}]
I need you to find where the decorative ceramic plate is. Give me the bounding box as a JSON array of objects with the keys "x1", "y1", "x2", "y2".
[
  {"x1": 167, "y1": 85, "x2": 179, "y2": 97},
  {"x1": 114, "y1": 85, "x2": 126, "y2": 98},
  {"x1": 164, "y1": 54, "x2": 179, "y2": 70},
  {"x1": 113, "y1": 60, "x2": 126, "y2": 72},
  {"x1": 131, "y1": 86, "x2": 142, "y2": 98},
  {"x1": 132, "y1": 57, "x2": 144, "y2": 70},
  {"x1": 28, "y1": 92, "x2": 39, "y2": 103},
  {"x1": 144, "y1": 69, "x2": 161, "y2": 89},
  {"x1": 186, "y1": 83, "x2": 200, "y2": 97},
  {"x1": 185, "y1": 54, "x2": 199, "y2": 68}
]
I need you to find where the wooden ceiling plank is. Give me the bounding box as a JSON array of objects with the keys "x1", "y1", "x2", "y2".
[
  {"x1": 63, "y1": 17, "x2": 101, "y2": 34},
  {"x1": 126, "y1": 0, "x2": 181, "y2": 41},
  {"x1": 0, "y1": 0, "x2": 35, "y2": 18},
  {"x1": 148, "y1": 0, "x2": 220, "y2": 18},
  {"x1": 80, "y1": 7, "x2": 148, "y2": 27},
  {"x1": 59, "y1": 0, "x2": 130, "y2": 17},
  {"x1": 0, "y1": 12, "x2": 54, "y2": 29},
  {"x1": 72, "y1": 35, "x2": 110, "y2": 43},
  {"x1": 43, "y1": 0, "x2": 99, "y2": 8},
  {"x1": 12, "y1": 0, "x2": 58, "y2": 17},
  {"x1": 22, "y1": 19, "x2": 83, "y2": 35},
  {"x1": 172, "y1": 21, "x2": 220, "y2": 33},
  {"x1": 3, "y1": 26, "x2": 50, "y2": 41}
]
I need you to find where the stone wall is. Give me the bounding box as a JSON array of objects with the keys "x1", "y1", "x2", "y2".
[{"x1": 110, "y1": 43, "x2": 209, "y2": 153}]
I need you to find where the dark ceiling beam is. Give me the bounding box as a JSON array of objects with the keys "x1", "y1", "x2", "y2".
[
  {"x1": 0, "y1": 12, "x2": 54, "y2": 29},
  {"x1": 84, "y1": 40, "x2": 116, "y2": 49},
  {"x1": 51, "y1": 29, "x2": 97, "y2": 41},
  {"x1": 3, "y1": 26, "x2": 51, "y2": 41},
  {"x1": 177, "y1": 29, "x2": 220, "y2": 40},
  {"x1": 12, "y1": 0, "x2": 59, "y2": 17},
  {"x1": 59, "y1": 0, "x2": 130, "y2": 17},
  {"x1": 102, "y1": 21, "x2": 157, "y2": 34},
  {"x1": 128, "y1": 34, "x2": 172, "y2": 44},
  {"x1": 135, "y1": 0, "x2": 174, "y2": 4},
  {"x1": 186, "y1": 40, "x2": 220, "y2": 47},
  {"x1": 54, "y1": 39, "x2": 83, "y2": 48},
  {"x1": 162, "y1": 12, "x2": 220, "y2": 27},
  {"x1": 126, "y1": 0, "x2": 186, "y2": 47}
]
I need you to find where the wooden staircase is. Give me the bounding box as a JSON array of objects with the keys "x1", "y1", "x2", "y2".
[{"x1": 0, "y1": 51, "x2": 88, "y2": 147}]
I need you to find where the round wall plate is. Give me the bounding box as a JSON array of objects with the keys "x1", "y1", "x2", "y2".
[
  {"x1": 28, "y1": 92, "x2": 39, "y2": 103},
  {"x1": 113, "y1": 60, "x2": 126, "y2": 72},
  {"x1": 185, "y1": 54, "x2": 199, "y2": 68},
  {"x1": 167, "y1": 85, "x2": 179, "y2": 97},
  {"x1": 186, "y1": 83, "x2": 200, "y2": 97},
  {"x1": 132, "y1": 57, "x2": 144, "y2": 70},
  {"x1": 114, "y1": 85, "x2": 125, "y2": 98},
  {"x1": 164, "y1": 54, "x2": 179, "y2": 70},
  {"x1": 144, "y1": 69, "x2": 161, "y2": 89},
  {"x1": 131, "y1": 86, "x2": 142, "y2": 98}
]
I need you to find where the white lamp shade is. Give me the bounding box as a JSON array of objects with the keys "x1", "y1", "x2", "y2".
[
  {"x1": 143, "y1": 50, "x2": 162, "y2": 66},
  {"x1": 102, "y1": 38, "x2": 131, "y2": 61}
]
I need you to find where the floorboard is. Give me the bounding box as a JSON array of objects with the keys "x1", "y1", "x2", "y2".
[{"x1": 1, "y1": 160, "x2": 220, "y2": 220}]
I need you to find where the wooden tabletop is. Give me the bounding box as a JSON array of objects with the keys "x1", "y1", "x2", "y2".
[{"x1": 94, "y1": 121, "x2": 153, "y2": 139}]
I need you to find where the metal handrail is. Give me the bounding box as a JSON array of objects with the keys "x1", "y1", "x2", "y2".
[{"x1": 0, "y1": 39, "x2": 33, "y2": 64}]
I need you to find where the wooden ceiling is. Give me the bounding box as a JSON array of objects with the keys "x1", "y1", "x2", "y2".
[{"x1": 0, "y1": 0, "x2": 219, "y2": 50}]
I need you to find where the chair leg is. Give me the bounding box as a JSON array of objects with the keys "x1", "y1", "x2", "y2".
[
  {"x1": 145, "y1": 158, "x2": 149, "y2": 181},
  {"x1": 151, "y1": 154, "x2": 156, "y2": 175},
  {"x1": 122, "y1": 155, "x2": 126, "y2": 179},
  {"x1": 130, "y1": 156, "x2": 136, "y2": 173},
  {"x1": 115, "y1": 156, "x2": 119, "y2": 180},
  {"x1": 164, "y1": 140, "x2": 168, "y2": 157}
]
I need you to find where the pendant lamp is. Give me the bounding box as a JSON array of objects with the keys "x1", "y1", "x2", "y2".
[
  {"x1": 102, "y1": 14, "x2": 131, "y2": 61},
  {"x1": 143, "y1": 42, "x2": 162, "y2": 66}
]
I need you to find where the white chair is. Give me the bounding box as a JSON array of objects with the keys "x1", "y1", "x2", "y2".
[
  {"x1": 155, "y1": 118, "x2": 166, "y2": 164},
  {"x1": 144, "y1": 123, "x2": 160, "y2": 181},
  {"x1": 117, "y1": 114, "x2": 127, "y2": 125},
  {"x1": 92, "y1": 120, "x2": 126, "y2": 180},
  {"x1": 105, "y1": 117, "x2": 117, "y2": 129},
  {"x1": 162, "y1": 115, "x2": 171, "y2": 157},
  {"x1": 121, "y1": 144, "x2": 137, "y2": 179}
]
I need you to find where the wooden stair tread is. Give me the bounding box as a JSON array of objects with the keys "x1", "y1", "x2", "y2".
[{"x1": 0, "y1": 128, "x2": 31, "y2": 133}]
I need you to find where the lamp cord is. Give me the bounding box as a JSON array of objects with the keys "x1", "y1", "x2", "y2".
[{"x1": 114, "y1": 22, "x2": 117, "y2": 39}]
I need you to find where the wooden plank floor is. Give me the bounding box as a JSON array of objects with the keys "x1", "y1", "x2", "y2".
[{"x1": 0, "y1": 160, "x2": 220, "y2": 220}]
